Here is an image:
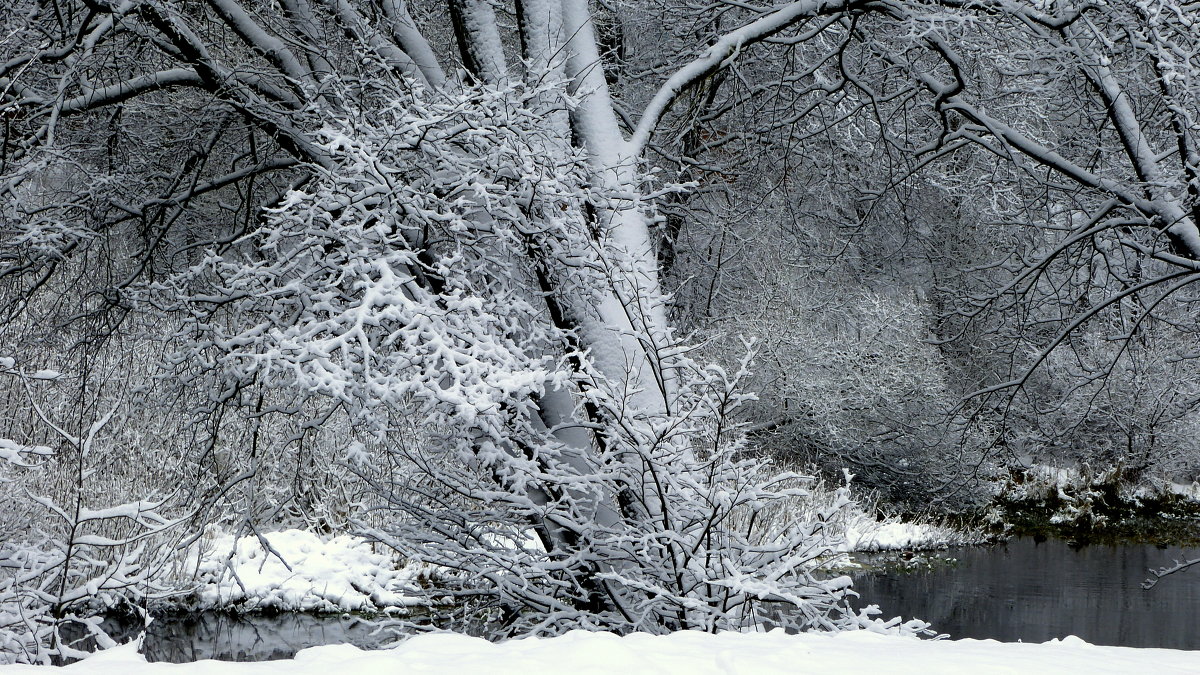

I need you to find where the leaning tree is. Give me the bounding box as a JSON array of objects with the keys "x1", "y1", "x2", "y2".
[{"x1": 0, "y1": 0, "x2": 950, "y2": 649}]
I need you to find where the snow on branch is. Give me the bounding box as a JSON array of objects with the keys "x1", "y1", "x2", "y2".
[{"x1": 630, "y1": 0, "x2": 853, "y2": 155}]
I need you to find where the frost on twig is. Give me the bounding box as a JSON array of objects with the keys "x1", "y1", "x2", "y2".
[{"x1": 1143, "y1": 557, "x2": 1200, "y2": 590}]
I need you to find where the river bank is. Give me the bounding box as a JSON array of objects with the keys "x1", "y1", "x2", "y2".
[{"x1": 5, "y1": 628, "x2": 1196, "y2": 674}]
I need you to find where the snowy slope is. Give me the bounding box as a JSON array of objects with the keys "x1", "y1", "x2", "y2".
[{"x1": 5, "y1": 630, "x2": 1197, "y2": 674}]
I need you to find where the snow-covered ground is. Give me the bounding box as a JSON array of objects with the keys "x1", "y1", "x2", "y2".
[
  {"x1": 6, "y1": 629, "x2": 1197, "y2": 674},
  {"x1": 180, "y1": 529, "x2": 435, "y2": 612},
  {"x1": 841, "y1": 517, "x2": 972, "y2": 552}
]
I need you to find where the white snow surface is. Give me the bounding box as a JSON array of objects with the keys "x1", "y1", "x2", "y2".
[
  {"x1": 839, "y1": 510, "x2": 978, "y2": 552},
  {"x1": 8, "y1": 629, "x2": 1199, "y2": 674},
  {"x1": 187, "y1": 529, "x2": 431, "y2": 612},
  {"x1": 842, "y1": 519, "x2": 954, "y2": 552}
]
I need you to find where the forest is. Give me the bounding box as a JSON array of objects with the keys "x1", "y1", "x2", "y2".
[{"x1": 3, "y1": 0, "x2": 1200, "y2": 665}]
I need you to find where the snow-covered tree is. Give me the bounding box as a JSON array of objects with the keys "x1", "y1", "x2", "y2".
[
  {"x1": 902, "y1": 0, "x2": 1200, "y2": 475},
  {"x1": 0, "y1": 0, "x2": 939, "y2": 642}
]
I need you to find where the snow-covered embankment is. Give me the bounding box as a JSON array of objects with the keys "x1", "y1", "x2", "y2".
[{"x1": 8, "y1": 628, "x2": 1198, "y2": 674}]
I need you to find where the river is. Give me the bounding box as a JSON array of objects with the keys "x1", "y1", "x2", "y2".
[
  {"x1": 851, "y1": 535, "x2": 1200, "y2": 650},
  {"x1": 112, "y1": 535, "x2": 1200, "y2": 661}
]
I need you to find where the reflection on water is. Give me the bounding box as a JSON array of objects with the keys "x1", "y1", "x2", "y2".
[
  {"x1": 124, "y1": 612, "x2": 393, "y2": 662},
  {"x1": 852, "y1": 536, "x2": 1200, "y2": 649}
]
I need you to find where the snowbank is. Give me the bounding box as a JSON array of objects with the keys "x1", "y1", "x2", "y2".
[
  {"x1": 180, "y1": 520, "x2": 969, "y2": 614},
  {"x1": 184, "y1": 529, "x2": 433, "y2": 612},
  {"x1": 842, "y1": 518, "x2": 966, "y2": 552},
  {"x1": 7, "y1": 629, "x2": 1198, "y2": 674}
]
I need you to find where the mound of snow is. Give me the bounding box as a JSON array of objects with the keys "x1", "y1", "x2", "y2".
[
  {"x1": 187, "y1": 529, "x2": 431, "y2": 612},
  {"x1": 845, "y1": 521, "x2": 945, "y2": 551},
  {"x1": 839, "y1": 513, "x2": 977, "y2": 553}
]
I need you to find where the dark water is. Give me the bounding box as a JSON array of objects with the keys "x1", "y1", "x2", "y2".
[
  {"x1": 852, "y1": 536, "x2": 1200, "y2": 649},
  {"x1": 100, "y1": 612, "x2": 392, "y2": 662}
]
